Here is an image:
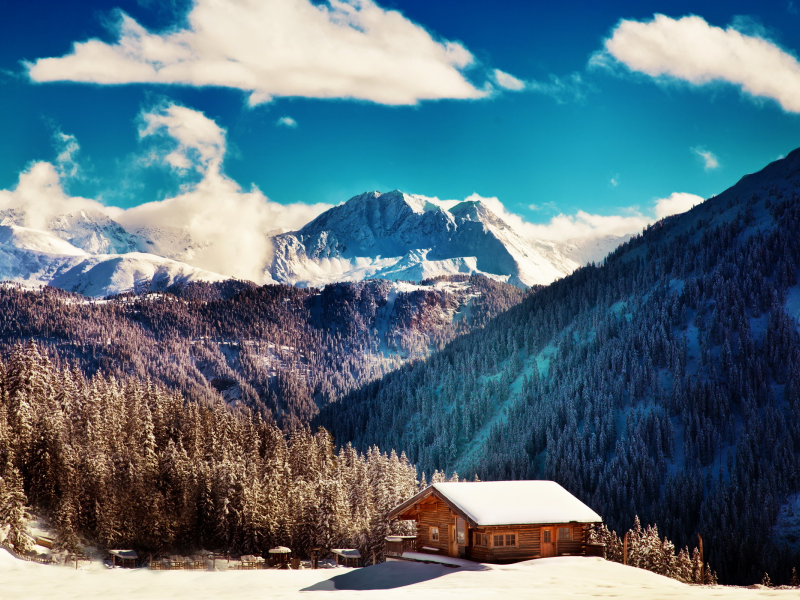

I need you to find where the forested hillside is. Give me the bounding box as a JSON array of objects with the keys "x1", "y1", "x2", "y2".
[
  {"x1": 318, "y1": 150, "x2": 800, "y2": 584},
  {"x1": 0, "y1": 275, "x2": 524, "y2": 426},
  {"x1": 0, "y1": 341, "x2": 418, "y2": 560}
]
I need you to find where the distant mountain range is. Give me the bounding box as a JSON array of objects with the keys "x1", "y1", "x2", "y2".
[{"x1": 0, "y1": 190, "x2": 626, "y2": 296}]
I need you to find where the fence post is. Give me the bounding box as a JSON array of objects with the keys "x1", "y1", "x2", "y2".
[{"x1": 698, "y1": 534, "x2": 704, "y2": 583}]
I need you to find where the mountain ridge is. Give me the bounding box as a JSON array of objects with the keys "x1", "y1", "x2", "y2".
[
  {"x1": 316, "y1": 149, "x2": 800, "y2": 584},
  {"x1": 267, "y1": 190, "x2": 582, "y2": 288},
  {"x1": 0, "y1": 189, "x2": 617, "y2": 296}
]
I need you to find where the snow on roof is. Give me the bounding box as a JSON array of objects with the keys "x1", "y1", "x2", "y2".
[
  {"x1": 108, "y1": 549, "x2": 138, "y2": 559},
  {"x1": 331, "y1": 549, "x2": 361, "y2": 558},
  {"x1": 431, "y1": 481, "x2": 602, "y2": 526}
]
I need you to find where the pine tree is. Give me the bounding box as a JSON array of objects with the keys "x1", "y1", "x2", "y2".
[{"x1": 0, "y1": 467, "x2": 31, "y2": 553}]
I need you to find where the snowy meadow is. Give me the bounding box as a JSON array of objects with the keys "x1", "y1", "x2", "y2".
[{"x1": 2, "y1": 552, "x2": 798, "y2": 600}]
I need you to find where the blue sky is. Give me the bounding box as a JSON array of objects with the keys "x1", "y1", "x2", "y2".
[{"x1": 3, "y1": 0, "x2": 800, "y2": 240}]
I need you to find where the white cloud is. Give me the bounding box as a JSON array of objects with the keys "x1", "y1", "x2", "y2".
[
  {"x1": 0, "y1": 162, "x2": 117, "y2": 231},
  {"x1": 276, "y1": 116, "x2": 298, "y2": 128},
  {"x1": 139, "y1": 103, "x2": 226, "y2": 174},
  {"x1": 26, "y1": 0, "x2": 487, "y2": 106},
  {"x1": 493, "y1": 69, "x2": 525, "y2": 91},
  {"x1": 610, "y1": 177, "x2": 619, "y2": 187},
  {"x1": 599, "y1": 14, "x2": 800, "y2": 113},
  {"x1": 491, "y1": 68, "x2": 590, "y2": 102},
  {"x1": 653, "y1": 192, "x2": 703, "y2": 219},
  {"x1": 692, "y1": 147, "x2": 719, "y2": 170},
  {"x1": 54, "y1": 131, "x2": 81, "y2": 179},
  {"x1": 526, "y1": 73, "x2": 590, "y2": 103}
]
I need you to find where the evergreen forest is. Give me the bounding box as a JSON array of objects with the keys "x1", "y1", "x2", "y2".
[{"x1": 0, "y1": 341, "x2": 419, "y2": 562}]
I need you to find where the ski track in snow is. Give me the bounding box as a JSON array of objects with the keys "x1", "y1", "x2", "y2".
[{"x1": 1, "y1": 552, "x2": 795, "y2": 599}]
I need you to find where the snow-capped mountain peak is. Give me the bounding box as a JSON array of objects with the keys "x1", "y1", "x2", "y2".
[{"x1": 266, "y1": 190, "x2": 581, "y2": 288}]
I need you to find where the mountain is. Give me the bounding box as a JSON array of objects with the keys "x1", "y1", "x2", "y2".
[
  {"x1": 1, "y1": 207, "x2": 140, "y2": 254},
  {"x1": 0, "y1": 274, "x2": 525, "y2": 426},
  {"x1": 0, "y1": 210, "x2": 230, "y2": 296},
  {"x1": 317, "y1": 150, "x2": 800, "y2": 584},
  {"x1": 0, "y1": 190, "x2": 622, "y2": 296},
  {"x1": 266, "y1": 191, "x2": 581, "y2": 288}
]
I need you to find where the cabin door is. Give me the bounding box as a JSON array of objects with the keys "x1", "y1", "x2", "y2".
[
  {"x1": 541, "y1": 527, "x2": 556, "y2": 557},
  {"x1": 448, "y1": 525, "x2": 459, "y2": 557}
]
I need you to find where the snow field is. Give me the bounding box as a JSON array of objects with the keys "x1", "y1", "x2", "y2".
[{"x1": 1, "y1": 552, "x2": 796, "y2": 600}]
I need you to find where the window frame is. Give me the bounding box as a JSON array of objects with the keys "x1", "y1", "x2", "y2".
[
  {"x1": 456, "y1": 518, "x2": 467, "y2": 546},
  {"x1": 558, "y1": 526, "x2": 572, "y2": 541},
  {"x1": 430, "y1": 526, "x2": 439, "y2": 542},
  {"x1": 491, "y1": 531, "x2": 519, "y2": 549},
  {"x1": 473, "y1": 532, "x2": 489, "y2": 547}
]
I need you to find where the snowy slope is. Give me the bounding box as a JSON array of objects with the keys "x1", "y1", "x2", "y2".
[
  {"x1": 0, "y1": 224, "x2": 87, "y2": 256},
  {"x1": 0, "y1": 223, "x2": 229, "y2": 297},
  {"x1": 1, "y1": 207, "x2": 141, "y2": 254},
  {"x1": 48, "y1": 252, "x2": 229, "y2": 297},
  {"x1": 1, "y1": 550, "x2": 790, "y2": 600},
  {"x1": 0, "y1": 212, "x2": 229, "y2": 297},
  {"x1": 267, "y1": 191, "x2": 581, "y2": 288}
]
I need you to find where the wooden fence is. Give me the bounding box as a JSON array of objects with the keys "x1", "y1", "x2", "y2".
[{"x1": 0, "y1": 541, "x2": 55, "y2": 565}]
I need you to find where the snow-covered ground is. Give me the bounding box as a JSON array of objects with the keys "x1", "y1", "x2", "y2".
[{"x1": 1, "y1": 551, "x2": 796, "y2": 600}]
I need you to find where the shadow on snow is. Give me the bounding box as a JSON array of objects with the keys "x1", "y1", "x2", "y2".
[{"x1": 301, "y1": 560, "x2": 476, "y2": 591}]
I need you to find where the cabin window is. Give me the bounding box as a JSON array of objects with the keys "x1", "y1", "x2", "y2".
[
  {"x1": 492, "y1": 532, "x2": 518, "y2": 548},
  {"x1": 474, "y1": 533, "x2": 489, "y2": 547},
  {"x1": 456, "y1": 518, "x2": 466, "y2": 545},
  {"x1": 542, "y1": 529, "x2": 552, "y2": 543},
  {"x1": 558, "y1": 527, "x2": 571, "y2": 541},
  {"x1": 430, "y1": 527, "x2": 439, "y2": 542}
]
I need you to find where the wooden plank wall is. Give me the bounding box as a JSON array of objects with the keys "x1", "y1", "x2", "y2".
[
  {"x1": 414, "y1": 502, "x2": 591, "y2": 563},
  {"x1": 557, "y1": 523, "x2": 587, "y2": 556},
  {"x1": 467, "y1": 522, "x2": 588, "y2": 562},
  {"x1": 416, "y1": 499, "x2": 455, "y2": 555}
]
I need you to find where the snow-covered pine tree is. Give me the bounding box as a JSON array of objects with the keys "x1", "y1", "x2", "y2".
[{"x1": 0, "y1": 467, "x2": 31, "y2": 553}]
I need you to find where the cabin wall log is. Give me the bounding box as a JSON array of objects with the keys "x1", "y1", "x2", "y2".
[{"x1": 415, "y1": 499, "x2": 455, "y2": 555}]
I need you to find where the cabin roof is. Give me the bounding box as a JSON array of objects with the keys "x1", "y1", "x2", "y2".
[
  {"x1": 389, "y1": 481, "x2": 602, "y2": 527},
  {"x1": 109, "y1": 549, "x2": 138, "y2": 559}
]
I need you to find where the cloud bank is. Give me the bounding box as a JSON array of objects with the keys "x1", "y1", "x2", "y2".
[
  {"x1": 26, "y1": 0, "x2": 487, "y2": 106},
  {"x1": 0, "y1": 162, "x2": 114, "y2": 232},
  {"x1": 1, "y1": 104, "x2": 332, "y2": 282},
  {"x1": 458, "y1": 191, "x2": 703, "y2": 243},
  {"x1": 599, "y1": 14, "x2": 800, "y2": 113}
]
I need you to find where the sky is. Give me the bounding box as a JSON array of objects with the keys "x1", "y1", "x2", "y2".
[{"x1": 3, "y1": 0, "x2": 800, "y2": 243}]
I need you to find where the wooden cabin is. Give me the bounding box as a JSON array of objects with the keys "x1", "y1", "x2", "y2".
[
  {"x1": 331, "y1": 548, "x2": 361, "y2": 567},
  {"x1": 108, "y1": 549, "x2": 138, "y2": 568},
  {"x1": 387, "y1": 481, "x2": 603, "y2": 564}
]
